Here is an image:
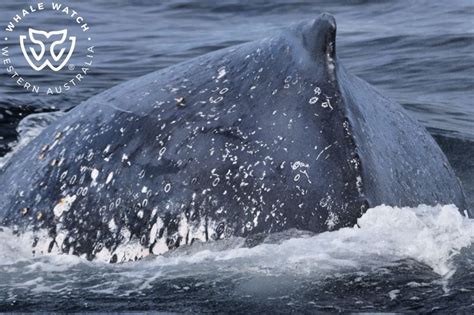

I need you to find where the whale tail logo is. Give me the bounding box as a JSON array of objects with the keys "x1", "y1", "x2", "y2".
[{"x1": 19, "y1": 28, "x2": 76, "y2": 72}]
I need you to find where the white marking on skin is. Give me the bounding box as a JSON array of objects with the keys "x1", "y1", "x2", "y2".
[
  {"x1": 106, "y1": 172, "x2": 114, "y2": 184},
  {"x1": 108, "y1": 218, "x2": 117, "y2": 232},
  {"x1": 53, "y1": 195, "x2": 77, "y2": 217},
  {"x1": 321, "y1": 97, "x2": 333, "y2": 110},
  {"x1": 91, "y1": 168, "x2": 99, "y2": 186},
  {"x1": 55, "y1": 231, "x2": 67, "y2": 249},
  {"x1": 291, "y1": 161, "x2": 312, "y2": 184},
  {"x1": 325, "y1": 212, "x2": 339, "y2": 230},
  {"x1": 217, "y1": 67, "x2": 226, "y2": 79},
  {"x1": 309, "y1": 96, "x2": 319, "y2": 104},
  {"x1": 316, "y1": 144, "x2": 333, "y2": 160},
  {"x1": 151, "y1": 238, "x2": 168, "y2": 255},
  {"x1": 356, "y1": 176, "x2": 363, "y2": 194},
  {"x1": 253, "y1": 211, "x2": 261, "y2": 227},
  {"x1": 291, "y1": 161, "x2": 308, "y2": 170},
  {"x1": 219, "y1": 87, "x2": 229, "y2": 95},
  {"x1": 149, "y1": 216, "x2": 163, "y2": 244},
  {"x1": 210, "y1": 96, "x2": 223, "y2": 103},
  {"x1": 49, "y1": 139, "x2": 60, "y2": 151},
  {"x1": 178, "y1": 215, "x2": 189, "y2": 240},
  {"x1": 95, "y1": 246, "x2": 112, "y2": 262}
]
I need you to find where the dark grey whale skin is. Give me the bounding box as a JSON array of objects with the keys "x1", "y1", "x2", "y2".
[{"x1": 0, "y1": 14, "x2": 467, "y2": 261}]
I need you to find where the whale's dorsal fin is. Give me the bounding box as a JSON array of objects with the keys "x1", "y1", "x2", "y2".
[
  {"x1": 300, "y1": 13, "x2": 337, "y2": 78},
  {"x1": 310, "y1": 13, "x2": 336, "y2": 59}
]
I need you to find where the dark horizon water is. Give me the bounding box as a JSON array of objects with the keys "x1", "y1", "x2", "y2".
[{"x1": 0, "y1": 0, "x2": 473, "y2": 313}]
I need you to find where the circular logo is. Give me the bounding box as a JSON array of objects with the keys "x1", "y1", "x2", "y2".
[{"x1": 2, "y1": 2, "x2": 95, "y2": 95}]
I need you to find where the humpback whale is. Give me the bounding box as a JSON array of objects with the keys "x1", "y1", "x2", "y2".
[{"x1": 0, "y1": 14, "x2": 467, "y2": 262}]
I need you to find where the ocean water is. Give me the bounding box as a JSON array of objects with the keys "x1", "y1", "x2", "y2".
[{"x1": 0, "y1": 0, "x2": 473, "y2": 312}]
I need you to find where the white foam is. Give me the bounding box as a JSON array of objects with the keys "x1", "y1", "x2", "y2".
[
  {"x1": 354, "y1": 204, "x2": 473, "y2": 275},
  {"x1": 0, "y1": 204, "x2": 471, "y2": 299},
  {"x1": 139, "y1": 204, "x2": 472, "y2": 277},
  {"x1": 0, "y1": 204, "x2": 472, "y2": 280}
]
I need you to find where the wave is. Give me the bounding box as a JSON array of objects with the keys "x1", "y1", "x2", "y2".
[{"x1": 1, "y1": 204, "x2": 472, "y2": 279}]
